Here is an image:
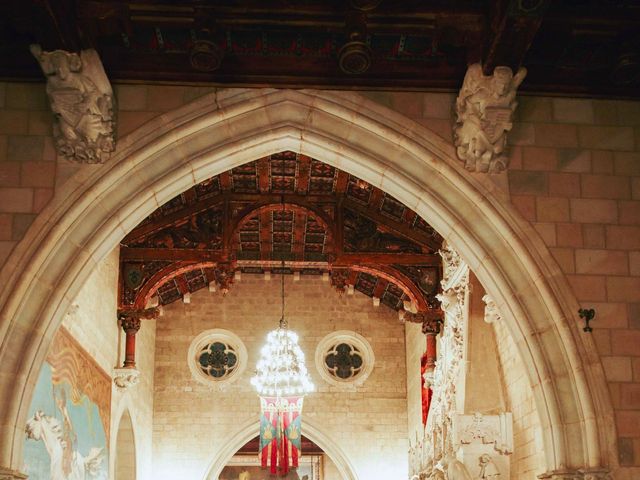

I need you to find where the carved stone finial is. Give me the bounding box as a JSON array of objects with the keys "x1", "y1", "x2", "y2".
[
  {"x1": 30, "y1": 45, "x2": 116, "y2": 164},
  {"x1": 454, "y1": 63, "x2": 526, "y2": 173},
  {"x1": 482, "y1": 294, "x2": 502, "y2": 324},
  {"x1": 113, "y1": 367, "x2": 140, "y2": 389}
]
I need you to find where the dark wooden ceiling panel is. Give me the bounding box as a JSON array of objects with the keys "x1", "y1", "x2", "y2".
[{"x1": 2, "y1": 0, "x2": 639, "y2": 96}]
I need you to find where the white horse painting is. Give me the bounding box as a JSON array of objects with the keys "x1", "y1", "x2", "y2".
[{"x1": 26, "y1": 410, "x2": 104, "y2": 480}]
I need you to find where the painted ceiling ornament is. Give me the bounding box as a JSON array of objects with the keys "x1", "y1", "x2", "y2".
[
  {"x1": 30, "y1": 44, "x2": 116, "y2": 164},
  {"x1": 454, "y1": 63, "x2": 527, "y2": 173}
]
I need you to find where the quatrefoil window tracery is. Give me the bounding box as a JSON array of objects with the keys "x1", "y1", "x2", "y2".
[
  {"x1": 324, "y1": 342, "x2": 364, "y2": 380},
  {"x1": 315, "y1": 331, "x2": 374, "y2": 388},
  {"x1": 188, "y1": 329, "x2": 247, "y2": 387},
  {"x1": 198, "y1": 341, "x2": 238, "y2": 379}
]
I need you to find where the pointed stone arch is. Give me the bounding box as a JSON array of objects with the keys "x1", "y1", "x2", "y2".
[
  {"x1": 203, "y1": 416, "x2": 358, "y2": 480},
  {"x1": 0, "y1": 88, "x2": 615, "y2": 477}
]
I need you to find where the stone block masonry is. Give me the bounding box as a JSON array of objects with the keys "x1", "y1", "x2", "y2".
[{"x1": 153, "y1": 275, "x2": 408, "y2": 480}]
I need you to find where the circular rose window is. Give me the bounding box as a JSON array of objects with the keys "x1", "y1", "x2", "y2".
[
  {"x1": 315, "y1": 331, "x2": 374, "y2": 388},
  {"x1": 188, "y1": 329, "x2": 247, "y2": 387}
]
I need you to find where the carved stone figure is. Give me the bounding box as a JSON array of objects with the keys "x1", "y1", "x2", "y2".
[
  {"x1": 454, "y1": 64, "x2": 526, "y2": 173},
  {"x1": 477, "y1": 454, "x2": 500, "y2": 479},
  {"x1": 30, "y1": 45, "x2": 116, "y2": 164},
  {"x1": 482, "y1": 294, "x2": 501, "y2": 324}
]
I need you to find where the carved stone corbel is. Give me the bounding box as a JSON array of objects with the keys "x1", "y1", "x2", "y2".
[
  {"x1": 482, "y1": 294, "x2": 502, "y2": 324},
  {"x1": 30, "y1": 45, "x2": 116, "y2": 164},
  {"x1": 454, "y1": 63, "x2": 526, "y2": 173},
  {"x1": 113, "y1": 367, "x2": 141, "y2": 390}
]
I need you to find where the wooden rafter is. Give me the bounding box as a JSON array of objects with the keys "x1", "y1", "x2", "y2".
[{"x1": 483, "y1": 0, "x2": 549, "y2": 74}]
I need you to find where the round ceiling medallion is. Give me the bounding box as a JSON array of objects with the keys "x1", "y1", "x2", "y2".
[
  {"x1": 338, "y1": 41, "x2": 372, "y2": 75},
  {"x1": 190, "y1": 40, "x2": 224, "y2": 72}
]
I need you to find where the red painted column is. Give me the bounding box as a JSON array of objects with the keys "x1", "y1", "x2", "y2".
[
  {"x1": 118, "y1": 307, "x2": 159, "y2": 368},
  {"x1": 122, "y1": 316, "x2": 141, "y2": 368},
  {"x1": 421, "y1": 316, "x2": 441, "y2": 426}
]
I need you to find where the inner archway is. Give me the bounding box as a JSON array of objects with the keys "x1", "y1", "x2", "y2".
[
  {"x1": 204, "y1": 417, "x2": 358, "y2": 480},
  {"x1": 115, "y1": 409, "x2": 136, "y2": 480},
  {"x1": 0, "y1": 88, "x2": 615, "y2": 477}
]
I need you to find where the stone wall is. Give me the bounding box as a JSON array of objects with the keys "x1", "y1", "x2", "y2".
[
  {"x1": 61, "y1": 247, "x2": 157, "y2": 480},
  {"x1": 492, "y1": 316, "x2": 544, "y2": 479},
  {"x1": 0, "y1": 81, "x2": 638, "y2": 477},
  {"x1": 153, "y1": 274, "x2": 408, "y2": 480},
  {"x1": 404, "y1": 321, "x2": 424, "y2": 451}
]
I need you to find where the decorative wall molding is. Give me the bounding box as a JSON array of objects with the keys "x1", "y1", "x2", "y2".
[
  {"x1": 454, "y1": 63, "x2": 526, "y2": 173},
  {"x1": 482, "y1": 294, "x2": 502, "y2": 324},
  {"x1": 314, "y1": 330, "x2": 375, "y2": 389},
  {"x1": 113, "y1": 367, "x2": 140, "y2": 389},
  {"x1": 30, "y1": 45, "x2": 116, "y2": 164}
]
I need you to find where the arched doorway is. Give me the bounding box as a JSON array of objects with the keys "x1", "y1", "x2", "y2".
[
  {"x1": 203, "y1": 417, "x2": 358, "y2": 480},
  {"x1": 115, "y1": 409, "x2": 136, "y2": 480},
  {"x1": 0, "y1": 89, "x2": 615, "y2": 477}
]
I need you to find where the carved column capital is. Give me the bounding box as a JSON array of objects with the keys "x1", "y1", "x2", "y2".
[
  {"x1": 118, "y1": 307, "x2": 159, "y2": 323},
  {"x1": 118, "y1": 307, "x2": 157, "y2": 369},
  {"x1": 30, "y1": 45, "x2": 116, "y2": 164},
  {"x1": 404, "y1": 310, "x2": 443, "y2": 335},
  {"x1": 454, "y1": 63, "x2": 527, "y2": 173},
  {"x1": 0, "y1": 468, "x2": 27, "y2": 480}
]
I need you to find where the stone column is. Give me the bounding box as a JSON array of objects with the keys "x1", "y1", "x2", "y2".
[{"x1": 114, "y1": 307, "x2": 158, "y2": 389}]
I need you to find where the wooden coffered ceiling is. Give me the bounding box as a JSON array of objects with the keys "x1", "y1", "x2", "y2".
[
  {"x1": 2, "y1": 0, "x2": 640, "y2": 97},
  {"x1": 118, "y1": 151, "x2": 443, "y2": 314}
]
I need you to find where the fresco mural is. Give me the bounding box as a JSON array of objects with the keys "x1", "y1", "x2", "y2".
[{"x1": 24, "y1": 327, "x2": 111, "y2": 480}]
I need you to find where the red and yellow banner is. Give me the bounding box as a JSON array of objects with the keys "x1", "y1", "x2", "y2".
[{"x1": 259, "y1": 396, "x2": 303, "y2": 476}]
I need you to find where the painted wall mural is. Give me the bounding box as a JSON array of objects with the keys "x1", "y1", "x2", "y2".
[{"x1": 24, "y1": 327, "x2": 111, "y2": 480}]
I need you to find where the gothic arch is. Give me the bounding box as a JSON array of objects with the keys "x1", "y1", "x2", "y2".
[
  {"x1": 0, "y1": 88, "x2": 615, "y2": 476},
  {"x1": 203, "y1": 416, "x2": 358, "y2": 480}
]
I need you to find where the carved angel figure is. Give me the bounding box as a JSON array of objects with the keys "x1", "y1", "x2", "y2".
[
  {"x1": 30, "y1": 45, "x2": 115, "y2": 163},
  {"x1": 453, "y1": 64, "x2": 526, "y2": 173}
]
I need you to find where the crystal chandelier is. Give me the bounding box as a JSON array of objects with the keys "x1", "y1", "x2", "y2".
[
  {"x1": 250, "y1": 317, "x2": 314, "y2": 396},
  {"x1": 250, "y1": 154, "x2": 314, "y2": 398}
]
